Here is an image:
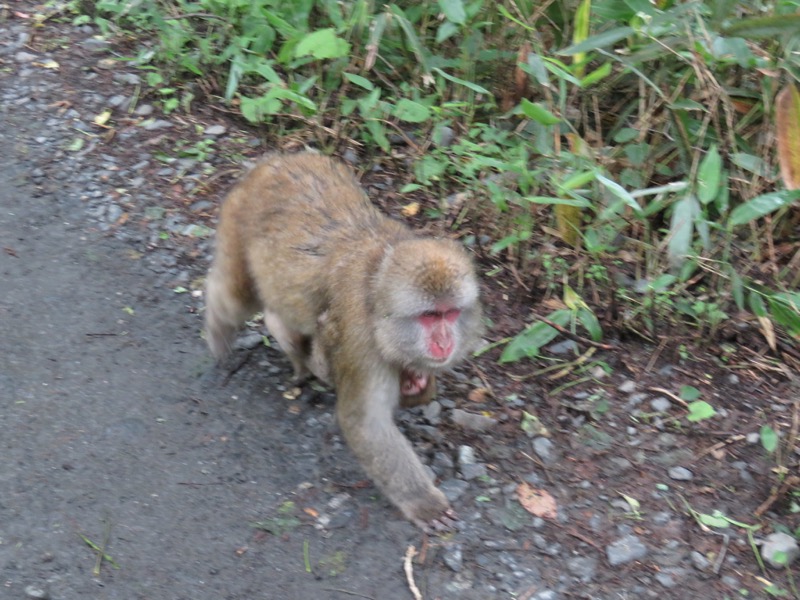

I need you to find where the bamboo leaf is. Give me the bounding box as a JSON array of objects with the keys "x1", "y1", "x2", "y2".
[
  {"x1": 697, "y1": 145, "x2": 722, "y2": 204},
  {"x1": 667, "y1": 194, "x2": 700, "y2": 268},
  {"x1": 728, "y1": 191, "x2": 800, "y2": 227},
  {"x1": 722, "y1": 14, "x2": 800, "y2": 38},
  {"x1": 558, "y1": 26, "x2": 634, "y2": 55},
  {"x1": 776, "y1": 84, "x2": 800, "y2": 190},
  {"x1": 519, "y1": 99, "x2": 562, "y2": 124}
]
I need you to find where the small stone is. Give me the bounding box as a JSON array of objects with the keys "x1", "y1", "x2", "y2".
[
  {"x1": 460, "y1": 463, "x2": 487, "y2": 481},
  {"x1": 135, "y1": 104, "x2": 155, "y2": 116},
  {"x1": 143, "y1": 119, "x2": 173, "y2": 131},
  {"x1": 606, "y1": 534, "x2": 648, "y2": 566},
  {"x1": 566, "y1": 556, "x2": 597, "y2": 582},
  {"x1": 654, "y1": 571, "x2": 676, "y2": 588},
  {"x1": 650, "y1": 397, "x2": 672, "y2": 412},
  {"x1": 233, "y1": 332, "x2": 263, "y2": 351},
  {"x1": 457, "y1": 445, "x2": 476, "y2": 466},
  {"x1": 746, "y1": 432, "x2": 760, "y2": 444},
  {"x1": 618, "y1": 380, "x2": 637, "y2": 393},
  {"x1": 532, "y1": 437, "x2": 555, "y2": 464},
  {"x1": 205, "y1": 124, "x2": 226, "y2": 136},
  {"x1": 433, "y1": 125, "x2": 455, "y2": 148},
  {"x1": 547, "y1": 339, "x2": 578, "y2": 355},
  {"x1": 690, "y1": 550, "x2": 712, "y2": 571},
  {"x1": 668, "y1": 466, "x2": 693, "y2": 481},
  {"x1": 108, "y1": 94, "x2": 128, "y2": 108},
  {"x1": 439, "y1": 478, "x2": 469, "y2": 502},
  {"x1": 24, "y1": 585, "x2": 48, "y2": 599},
  {"x1": 15, "y1": 51, "x2": 38, "y2": 63},
  {"x1": 422, "y1": 400, "x2": 442, "y2": 423},
  {"x1": 442, "y1": 543, "x2": 464, "y2": 572},
  {"x1": 762, "y1": 532, "x2": 800, "y2": 569},
  {"x1": 451, "y1": 408, "x2": 497, "y2": 432},
  {"x1": 106, "y1": 203, "x2": 123, "y2": 223}
]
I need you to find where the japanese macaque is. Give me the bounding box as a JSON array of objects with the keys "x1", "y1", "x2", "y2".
[{"x1": 205, "y1": 152, "x2": 483, "y2": 530}]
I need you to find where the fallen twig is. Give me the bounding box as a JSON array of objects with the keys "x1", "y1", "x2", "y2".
[{"x1": 403, "y1": 545, "x2": 423, "y2": 600}]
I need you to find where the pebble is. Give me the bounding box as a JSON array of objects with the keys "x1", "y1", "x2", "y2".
[
  {"x1": 24, "y1": 585, "x2": 48, "y2": 599},
  {"x1": 532, "y1": 437, "x2": 555, "y2": 464},
  {"x1": 650, "y1": 397, "x2": 671, "y2": 412},
  {"x1": 618, "y1": 380, "x2": 637, "y2": 393},
  {"x1": 668, "y1": 466, "x2": 693, "y2": 481},
  {"x1": 458, "y1": 445, "x2": 477, "y2": 465},
  {"x1": 422, "y1": 400, "x2": 442, "y2": 423},
  {"x1": 690, "y1": 550, "x2": 712, "y2": 571},
  {"x1": 205, "y1": 124, "x2": 226, "y2": 136},
  {"x1": 566, "y1": 556, "x2": 597, "y2": 582},
  {"x1": 15, "y1": 51, "x2": 38, "y2": 62},
  {"x1": 451, "y1": 408, "x2": 497, "y2": 432},
  {"x1": 442, "y1": 543, "x2": 464, "y2": 572},
  {"x1": 606, "y1": 534, "x2": 648, "y2": 566},
  {"x1": 546, "y1": 339, "x2": 578, "y2": 355},
  {"x1": 439, "y1": 478, "x2": 469, "y2": 502},
  {"x1": 460, "y1": 463, "x2": 488, "y2": 480},
  {"x1": 761, "y1": 532, "x2": 800, "y2": 568}
]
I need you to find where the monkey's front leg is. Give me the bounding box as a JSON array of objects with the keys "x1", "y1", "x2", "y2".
[{"x1": 336, "y1": 377, "x2": 456, "y2": 532}]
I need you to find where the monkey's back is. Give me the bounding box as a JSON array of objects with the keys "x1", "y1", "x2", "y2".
[{"x1": 218, "y1": 153, "x2": 413, "y2": 334}]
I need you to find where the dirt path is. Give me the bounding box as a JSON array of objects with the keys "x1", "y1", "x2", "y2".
[{"x1": 2, "y1": 7, "x2": 799, "y2": 600}]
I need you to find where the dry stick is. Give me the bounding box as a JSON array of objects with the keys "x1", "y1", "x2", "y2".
[
  {"x1": 403, "y1": 546, "x2": 423, "y2": 600},
  {"x1": 537, "y1": 317, "x2": 616, "y2": 350},
  {"x1": 321, "y1": 589, "x2": 374, "y2": 600},
  {"x1": 693, "y1": 434, "x2": 745, "y2": 463},
  {"x1": 647, "y1": 386, "x2": 689, "y2": 409}
]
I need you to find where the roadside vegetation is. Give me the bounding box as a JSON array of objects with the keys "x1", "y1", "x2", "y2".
[{"x1": 60, "y1": 0, "x2": 800, "y2": 361}]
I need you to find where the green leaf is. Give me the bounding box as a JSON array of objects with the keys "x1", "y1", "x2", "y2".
[
  {"x1": 577, "y1": 307, "x2": 602, "y2": 342},
  {"x1": 697, "y1": 511, "x2": 730, "y2": 528},
  {"x1": 524, "y1": 196, "x2": 592, "y2": 208},
  {"x1": 722, "y1": 14, "x2": 800, "y2": 38},
  {"x1": 432, "y1": 67, "x2": 491, "y2": 95},
  {"x1": 597, "y1": 174, "x2": 642, "y2": 215},
  {"x1": 343, "y1": 73, "x2": 374, "y2": 90},
  {"x1": 667, "y1": 194, "x2": 700, "y2": 268},
  {"x1": 558, "y1": 26, "x2": 634, "y2": 56},
  {"x1": 760, "y1": 425, "x2": 778, "y2": 453},
  {"x1": 294, "y1": 28, "x2": 350, "y2": 60},
  {"x1": 500, "y1": 309, "x2": 572, "y2": 363},
  {"x1": 749, "y1": 291, "x2": 768, "y2": 317},
  {"x1": 680, "y1": 385, "x2": 701, "y2": 401},
  {"x1": 686, "y1": 400, "x2": 716, "y2": 422},
  {"x1": 438, "y1": 0, "x2": 466, "y2": 25},
  {"x1": 392, "y1": 99, "x2": 431, "y2": 123},
  {"x1": 728, "y1": 191, "x2": 800, "y2": 227},
  {"x1": 697, "y1": 145, "x2": 722, "y2": 204},
  {"x1": 768, "y1": 294, "x2": 800, "y2": 336},
  {"x1": 519, "y1": 99, "x2": 562, "y2": 125}
]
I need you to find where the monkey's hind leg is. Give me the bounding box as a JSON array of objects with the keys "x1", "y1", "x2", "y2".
[
  {"x1": 204, "y1": 261, "x2": 259, "y2": 361},
  {"x1": 263, "y1": 310, "x2": 315, "y2": 382}
]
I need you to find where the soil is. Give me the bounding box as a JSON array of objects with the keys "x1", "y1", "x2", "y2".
[{"x1": 1, "y1": 5, "x2": 798, "y2": 600}]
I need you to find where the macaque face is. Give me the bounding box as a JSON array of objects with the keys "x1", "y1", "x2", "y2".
[{"x1": 418, "y1": 307, "x2": 462, "y2": 362}]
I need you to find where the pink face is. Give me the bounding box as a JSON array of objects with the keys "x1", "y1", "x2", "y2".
[{"x1": 417, "y1": 307, "x2": 461, "y2": 362}]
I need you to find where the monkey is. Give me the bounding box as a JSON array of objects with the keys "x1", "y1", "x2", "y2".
[{"x1": 205, "y1": 152, "x2": 484, "y2": 530}]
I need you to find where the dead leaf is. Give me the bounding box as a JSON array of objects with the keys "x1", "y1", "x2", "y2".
[
  {"x1": 757, "y1": 315, "x2": 777, "y2": 352},
  {"x1": 93, "y1": 109, "x2": 112, "y2": 127},
  {"x1": 35, "y1": 59, "x2": 59, "y2": 70},
  {"x1": 776, "y1": 84, "x2": 800, "y2": 190},
  {"x1": 516, "y1": 482, "x2": 558, "y2": 519},
  {"x1": 468, "y1": 387, "x2": 490, "y2": 403},
  {"x1": 401, "y1": 202, "x2": 420, "y2": 217},
  {"x1": 234, "y1": 546, "x2": 248, "y2": 556},
  {"x1": 303, "y1": 507, "x2": 319, "y2": 518}
]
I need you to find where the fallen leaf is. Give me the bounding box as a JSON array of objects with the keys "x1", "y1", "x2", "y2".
[
  {"x1": 401, "y1": 202, "x2": 420, "y2": 217},
  {"x1": 776, "y1": 84, "x2": 800, "y2": 190},
  {"x1": 468, "y1": 387, "x2": 490, "y2": 403},
  {"x1": 93, "y1": 109, "x2": 112, "y2": 127},
  {"x1": 35, "y1": 59, "x2": 59, "y2": 70},
  {"x1": 516, "y1": 482, "x2": 558, "y2": 519},
  {"x1": 303, "y1": 507, "x2": 319, "y2": 518}
]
